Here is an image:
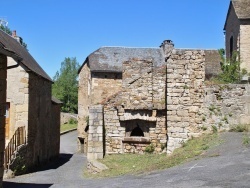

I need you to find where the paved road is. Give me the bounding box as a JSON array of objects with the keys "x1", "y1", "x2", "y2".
[{"x1": 3, "y1": 131, "x2": 250, "y2": 188}]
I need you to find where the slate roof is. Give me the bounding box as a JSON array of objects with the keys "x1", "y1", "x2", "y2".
[
  {"x1": 232, "y1": 0, "x2": 250, "y2": 19},
  {"x1": 224, "y1": 0, "x2": 250, "y2": 29},
  {"x1": 0, "y1": 29, "x2": 52, "y2": 82},
  {"x1": 79, "y1": 47, "x2": 165, "y2": 73}
]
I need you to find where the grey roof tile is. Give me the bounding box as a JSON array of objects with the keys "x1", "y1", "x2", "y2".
[
  {"x1": 79, "y1": 46, "x2": 165, "y2": 73},
  {"x1": 232, "y1": 0, "x2": 250, "y2": 19}
]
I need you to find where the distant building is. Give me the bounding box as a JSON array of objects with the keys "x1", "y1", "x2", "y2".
[{"x1": 224, "y1": 0, "x2": 250, "y2": 71}]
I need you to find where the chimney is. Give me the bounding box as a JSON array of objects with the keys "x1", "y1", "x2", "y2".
[
  {"x1": 12, "y1": 30, "x2": 16, "y2": 38},
  {"x1": 12, "y1": 30, "x2": 23, "y2": 44},
  {"x1": 160, "y1": 40, "x2": 174, "y2": 59}
]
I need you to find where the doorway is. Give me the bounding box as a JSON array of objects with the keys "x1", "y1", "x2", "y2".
[{"x1": 5, "y1": 103, "x2": 10, "y2": 139}]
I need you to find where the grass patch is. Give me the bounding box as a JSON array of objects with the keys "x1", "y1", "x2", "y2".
[
  {"x1": 242, "y1": 134, "x2": 250, "y2": 146},
  {"x1": 60, "y1": 123, "x2": 77, "y2": 133},
  {"x1": 84, "y1": 133, "x2": 221, "y2": 178},
  {"x1": 229, "y1": 124, "x2": 250, "y2": 132}
]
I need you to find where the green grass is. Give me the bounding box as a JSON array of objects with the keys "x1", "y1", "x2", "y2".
[
  {"x1": 60, "y1": 123, "x2": 77, "y2": 133},
  {"x1": 242, "y1": 134, "x2": 250, "y2": 146},
  {"x1": 84, "y1": 133, "x2": 221, "y2": 178}
]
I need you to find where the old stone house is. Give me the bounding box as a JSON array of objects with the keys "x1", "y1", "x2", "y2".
[
  {"x1": 0, "y1": 42, "x2": 22, "y2": 186},
  {"x1": 224, "y1": 0, "x2": 250, "y2": 71},
  {"x1": 0, "y1": 29, "x2": 61, "y2": 173},
  {"x1": 78, "y1": 41, "x2": 222, "y2": 159}
]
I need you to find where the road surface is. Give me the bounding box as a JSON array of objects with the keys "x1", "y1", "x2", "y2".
[{"x1": 3, "y1": 131, "x2": 250, "y2": 188}]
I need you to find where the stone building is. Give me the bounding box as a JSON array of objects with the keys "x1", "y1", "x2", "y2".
[
  {"x1": 224, "y1": 0, "x2": 250, "y2": 71},
  {"x1": 78, "y1": 41, "x2": 222, "y2": 158},
  {"x1": 0, "y1": 29, "x2": 61, "y2": 174},
  {"x1": 0, "y1": 42, "x2": 22, "y2": 187}
]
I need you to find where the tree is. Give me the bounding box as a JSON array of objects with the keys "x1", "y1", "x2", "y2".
[
  {"x1": 218, "y1": 48, "x2": 225, "y2": 62},
  {"x1": 52, "y1": 57, "x2": 80, "y2": 113},
  {"x1": 0, "y1": 25, "x2": 28, "y2": 49}
]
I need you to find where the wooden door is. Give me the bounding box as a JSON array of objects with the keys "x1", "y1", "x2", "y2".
[{"x1": 5, "y1": 103, "x2": 10, "y2": 139}]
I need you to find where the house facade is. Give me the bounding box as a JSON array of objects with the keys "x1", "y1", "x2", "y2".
[
  {"x1": 78, "y1": 40, "x2": 222, "y2": 158},
  {"x1": 0, "y1": 29, "x2": 61, "y2": 174},
  {"x1": 224, "y1": 0, "x2": 250, "y2": 71},
  {"x1": 0, "y1": 40, "x2": 22, "y2": 186}
]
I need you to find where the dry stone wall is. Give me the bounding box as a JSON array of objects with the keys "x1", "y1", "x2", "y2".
[
  {"x1": 0, "y1": 54, "x2": 7, "y2": 186},
  {"x1": 203, "y1": 84, "x2": 250, "y2": 130},
  {"x1": 166, "y1": 49, "x2": 205, "y2": 154}
]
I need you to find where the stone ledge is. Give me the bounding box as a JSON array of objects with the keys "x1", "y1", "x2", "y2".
[{"x1": 122, "y1": 137, "x2": 151, "y2": 143}]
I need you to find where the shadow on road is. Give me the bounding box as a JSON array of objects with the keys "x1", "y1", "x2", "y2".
[
  {"x1": 32, "y1": 153, "x2": 73, "y2": 172},
  {"x1": 3, "y1": 182, "x2": 53, "y2": 188}
]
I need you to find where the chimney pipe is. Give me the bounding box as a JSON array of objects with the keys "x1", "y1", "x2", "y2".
[
  {"x1": 160, "y1": 40, "x2": 174, "y2": 59},
  {"x1": 12, "y1": 30, "x2": 16, "y2": 37}
]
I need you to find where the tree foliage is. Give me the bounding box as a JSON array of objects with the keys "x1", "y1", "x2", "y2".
[
  {"x1": 215, "y1": 50, "x2": 247, "y2": 83},
  {"x1": 52, "y1": 57, "x2": 80, "y2": 113}
]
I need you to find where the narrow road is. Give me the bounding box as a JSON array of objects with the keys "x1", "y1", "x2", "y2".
[
  {"x1": 3, "y1": 132, "x2": 250, "y2": 188},
  {"x1": 3, "y1": 130, "x2": 87, "y2": 188}
]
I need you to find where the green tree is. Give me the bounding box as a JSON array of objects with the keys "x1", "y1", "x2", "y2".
[
  {"x1": 218, "y1": 48, "x2": 225, "y2": 62},
  {"x1": 52, "y1": 57, "x2": 80, "y2": 113}
]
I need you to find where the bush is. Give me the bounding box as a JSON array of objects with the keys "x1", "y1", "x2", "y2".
[
  {"x1": 145, "y1": 144, "x2": 155, "y2": 154},
  {"x1": 214, "y1": 51, "x2": 247, "y2": 84},
  {"x1": 212, "y1": 125, "x2": 218, "y2": 133},
  {"x1": 69, "y1": 118, "x2": 77, "y2": 124},
  {"x1": 230, "y1": 124, "x2": 250, "y2": 132}
]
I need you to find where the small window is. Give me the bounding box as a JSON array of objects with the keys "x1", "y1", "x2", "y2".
[{"x1": 230, "y1": 36, "x2": 234, "y2": 58}]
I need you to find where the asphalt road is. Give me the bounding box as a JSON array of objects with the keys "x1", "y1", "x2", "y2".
[{"x1": 3, "y1": 131, "x2": 250, "y2": 188}]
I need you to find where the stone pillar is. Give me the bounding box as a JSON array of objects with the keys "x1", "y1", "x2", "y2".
[
  {"x1": 0, "y1": 54, "x2": 7, "y2": 186},
  {"x1": 87, "y1": 105, "x2": 104, "y2": 160}
]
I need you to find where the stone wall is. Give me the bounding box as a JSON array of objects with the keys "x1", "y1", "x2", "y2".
[
  {"x1": 239, "y1": 23, "x2": 250, "y2": 71},
  {"x1": 78, "y1": 62, "x2": 122, "y2": 153},
  {"x1": 0, "y1": 54, "x2": 7, "y2": 186},
  {"x1": 87, "y1": 105, "x2": 104, "y2": 160},
  {"x1": 61, "y1": 112, "x2": 77, "y2": 125},
  {"x1": 50, "y1": 102, "x2": 61, "y2": 159},
  {"x1": 25, "y1": 73, "x2": 58, "y2": 170},
  {"x1": 166, "y1": 49, "x2": 205, "y2": 153},
  {"x1": 103, "y1": 105, "x2": 166, "y2": 154},
  {"x1": 6, "y1": 57, "x2": 29, "y2": 139},
  {"x1": 225, "y1": 5, "x2": 240, "y2": 60},
  {"x1": 203, "y1": 84, "x2": 250, "y2": 130},
  {"x1": 78, "y1": 62, "x2": 91, "y2": 152},
  {"x1": 102, "y1": 58, "x2": 167, "y2": 154}
]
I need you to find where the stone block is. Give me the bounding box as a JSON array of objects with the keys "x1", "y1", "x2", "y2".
[{"x1": 97, "y1": 126, "x2": 103, "y2": 134}]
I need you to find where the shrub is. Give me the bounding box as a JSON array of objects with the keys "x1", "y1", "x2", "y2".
[
  {"x1": 145, "y1": 144, "x2": 155, "y2": 154},
  {"x1": 69, "y1": 118, "x2": 77, "y2": 124},
  {"x1": 214, "y1": 51, "x2": 247, "y2": 84},
  {"x1": 212, "y1": 125, "x2": 218, "y2": 133},
  {"x1": 230, "y1": 124, "x2": 250, "y2": 132}
]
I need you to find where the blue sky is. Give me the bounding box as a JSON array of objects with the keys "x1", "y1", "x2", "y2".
[{"x1": 1, "y1": 0, "x2": 230, "y2": 78}]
